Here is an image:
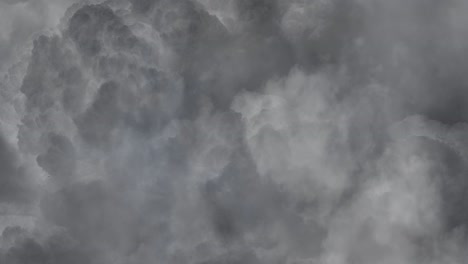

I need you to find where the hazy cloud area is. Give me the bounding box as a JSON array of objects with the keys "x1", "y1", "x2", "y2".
[{"x1": 1, "y1": 0, "x2": 468, "y2": 263}]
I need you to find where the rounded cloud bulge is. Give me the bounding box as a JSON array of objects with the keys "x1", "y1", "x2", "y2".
[{"x1": 2, "y1": 0, "x2": 468, "y2": 263}]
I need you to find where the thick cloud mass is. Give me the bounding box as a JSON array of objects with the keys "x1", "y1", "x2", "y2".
[{"x1": 1, "y1": 0, "x2": 468, "y2": 263}]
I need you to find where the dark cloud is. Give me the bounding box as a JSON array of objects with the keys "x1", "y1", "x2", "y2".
[
  {"x1": 0, "y1": 133, "x2": 35, "y2": 204},
  {"x1": 1, "y1": 0, "x2": 468, "y2": 263},
  {"x1": 68, "y1": 4, "x2": 139, "y2": 56},
  {"x1": 36, "y1": 133, "x2": 76, "y2": 183},
  {"x1": 0, "y1": 230, "x2": 100, "y2": 264}
]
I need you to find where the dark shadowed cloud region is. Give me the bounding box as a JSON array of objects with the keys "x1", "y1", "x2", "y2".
[{"x1": 1, "y1": 0, "x2": 468, "y2": 263}]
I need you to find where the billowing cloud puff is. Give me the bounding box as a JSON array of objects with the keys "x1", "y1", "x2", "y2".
[{"x1": 1, "y1": 0, "x2": 468, "y2": 263}]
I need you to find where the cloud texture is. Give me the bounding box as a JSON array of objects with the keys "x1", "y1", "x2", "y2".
[{"x1": 1, "y1": 0, "x2": 468, "y2": 263}]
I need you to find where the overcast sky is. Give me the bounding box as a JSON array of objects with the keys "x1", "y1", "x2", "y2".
[{"x1": 1, "y1": 0, "x2": 468, "y2": 263}]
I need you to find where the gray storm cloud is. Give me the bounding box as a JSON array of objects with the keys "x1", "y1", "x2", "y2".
[{"x1": 1, "y1": 0, "x2": 468, "y2": 263}]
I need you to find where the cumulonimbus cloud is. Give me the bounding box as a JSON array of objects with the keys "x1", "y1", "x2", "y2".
[{"x1": 1, "y1": 0, "x2": 468, "y2": 263}]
